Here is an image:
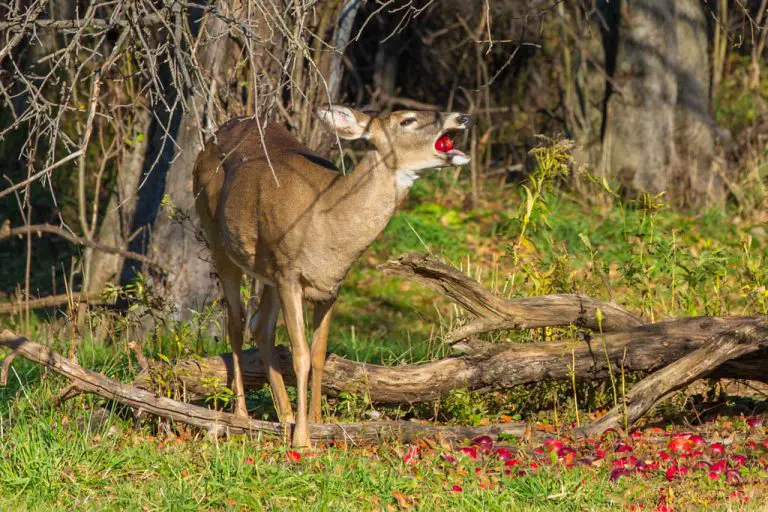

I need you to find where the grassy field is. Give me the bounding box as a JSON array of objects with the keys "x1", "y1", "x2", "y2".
[{"x1": 1, "y1": 160, "x2": 767, "y2": 510}]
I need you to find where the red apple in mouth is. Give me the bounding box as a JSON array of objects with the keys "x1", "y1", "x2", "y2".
[{"x1": 435, "y1": 134, "x2": 454, "y2": 152}]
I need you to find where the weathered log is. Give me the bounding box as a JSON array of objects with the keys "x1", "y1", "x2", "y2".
[
  {"x1": 0, "y1": 330, "x2": 525, "y2": 443},
  {"x1": 380, "y1": 253, "x2": 644, "y2": 340},
  {"x1": 134, "y1": 316, "x2": 768, "y2": 403},
  {"x1": 584, "y1": 318, "x2": 768, "y2": 435}
]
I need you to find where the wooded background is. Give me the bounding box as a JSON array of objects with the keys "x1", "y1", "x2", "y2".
[{"x1": 0, "y1": 0, "x2": 766, "y2": 320}]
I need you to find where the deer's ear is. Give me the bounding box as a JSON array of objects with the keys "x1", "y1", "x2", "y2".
[{"x1": 317, "y1": 105, "x2": 371, "y2": 140}]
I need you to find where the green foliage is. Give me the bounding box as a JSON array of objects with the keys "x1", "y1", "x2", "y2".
[
  {"x1": 201, "y1": 376, "x2": 235, "y2": 410},
  {"x1": 442, "y1": 389, "x2": 489, "y2": 426}
]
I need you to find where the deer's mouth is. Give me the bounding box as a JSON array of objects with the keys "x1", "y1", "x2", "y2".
[{"x1": 435, "y1": 129, "x2": 470, "y2": 166}]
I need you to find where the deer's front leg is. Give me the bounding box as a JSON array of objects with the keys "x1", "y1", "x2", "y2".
[
  {"x1": 277, "y1": 280, "x2": 311, "y2": 448},
  {"x1": 310, "y1": 299, "x2": 335, "y2": 423}
]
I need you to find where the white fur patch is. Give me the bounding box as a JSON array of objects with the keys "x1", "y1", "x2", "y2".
[{"x1": 396, "y1": 169, "x2": 421, "y2": 189}]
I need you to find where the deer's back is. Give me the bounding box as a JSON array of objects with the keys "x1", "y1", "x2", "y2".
[{"x1": 193, "y1": 118, "x2": 343, "y2": 286}]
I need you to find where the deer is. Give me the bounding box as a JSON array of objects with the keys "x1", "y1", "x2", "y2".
[{"x1": 192, "y1": 105, "x2": 472, "y2": 447}]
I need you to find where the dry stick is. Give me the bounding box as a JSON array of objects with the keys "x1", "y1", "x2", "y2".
[
  {"x1": 0, "y1": 150, "x2": 83, "y2": 201},
  {"x1": 583, "y1": 319, "x2": 768, "y2": 436},
  {"x1": 0, "y1": 0, "x2": 46, "y2": 63},
  {"x1": 0, "y1": 11, "x2": 168, "y2": 31},
  {"x1": 0, "y1": 292, "x2": 107, "y2": 314},
  {"x1": 0, "y1": 330, "x2": 526, "y2": 443},
  {"x1": 133, "y1": 316, "x2": 768, "y2": 404},
  {"x1": 0, "y1": 224, "x2": 164, "y2": 270}
]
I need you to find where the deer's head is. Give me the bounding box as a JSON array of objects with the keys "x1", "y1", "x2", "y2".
[{"x1": 317, "y1": 105, "x2": 472, "y2": 175}]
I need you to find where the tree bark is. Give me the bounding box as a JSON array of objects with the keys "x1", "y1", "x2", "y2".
[
  {"x1": 564, "y1": 0, "x2": 725, "y2": 208},
  {"x1": 602, "y1": 0, "x2": 679, "y2": 196},
  {"x1": 672, "y1": 0, "x2": 725, "y2": 208},
  {"x1": 380, "y1": 253, "x2": 644, "y2": 336},
  {"x1": 584, "y1": 319, "x2": 768, "y2": 435}
]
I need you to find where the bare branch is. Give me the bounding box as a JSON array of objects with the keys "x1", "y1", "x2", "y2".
[{"x1": 0, "y1": 223, "x2": 164, "y2": 270}]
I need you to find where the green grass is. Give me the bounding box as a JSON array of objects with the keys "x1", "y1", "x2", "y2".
[
  {"x1": 2, "y1": 163, "x2": 767, "y2": 510},
  {"x1": 1, "y1": 365, "x2": 766, "y2": 511}
]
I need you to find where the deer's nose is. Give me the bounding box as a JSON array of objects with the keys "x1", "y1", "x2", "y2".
[{"x1": 456, "y1": 114, "x2": 473, "y2": 127}]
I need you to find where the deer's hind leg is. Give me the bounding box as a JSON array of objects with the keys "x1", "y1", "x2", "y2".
[
  {"x1": 249, "y1": 283, "x2": 295, "y2": 424},
  {"x1": 277, "y1": 279, "x2": 311, "y2": 448},
  {"x1": 217, "y1": 259, "x2": 249, "y2": 419}
]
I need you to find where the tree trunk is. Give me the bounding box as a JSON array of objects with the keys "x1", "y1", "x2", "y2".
[
  {"x1": 564, "y1": 0, "x2": 725, "y2": 208},
  {"x1": 123, "y1": 8, "x2": 238, "y2": 319},
  {"x1": 672, "y1": 0, "x2": 725, "y2": 208},
  {"x1": 602, "y1": 0, "x2": 679, "y2": 196},
  {"x1": 87, "y1": 108, "x2": 151, "y2": 293}
]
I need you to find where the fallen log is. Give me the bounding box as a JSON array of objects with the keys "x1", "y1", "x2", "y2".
[
  {"x1": 0, "y1": 330, "x2": 526, "y2": 443},
  {"x1": 134, "y1": 316, "x2": 768, "y2": 403},
  {"x1": 583, "y1": 319, "x2": 768, "y2": 435},
  {"x1": 3, "y1": 252, "x2": 767, "y2": 440}
]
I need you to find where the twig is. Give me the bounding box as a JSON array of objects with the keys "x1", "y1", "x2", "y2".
[
  {"x1": 0, "y1": 350, "x2": 19, "y2": 386},
  {"x1": 0, "y1": 150, "x2": 83, "y2": 201},
  {"x1": 53, "y1": 383, "x2": 83, "y2": 406},
  {"x1": 0, "y1": 292, "x2": 108, "y2": 314},
  {"x1": 0, "y1": 224, "x2": 164, "y2": 270},
  {"x1": 0, "y1": 11, "x2": 168, "y2": 31}
]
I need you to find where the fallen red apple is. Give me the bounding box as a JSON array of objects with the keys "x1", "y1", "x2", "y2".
[
  {"x1": 544, "y1": 439, "x2": 565, "y2": 454},
  {"x1": 725, "y1": 469, "x2": 742, "y2": 485},
  {"x1": 403, "y1": 445, "x2": 419, "y2": 464},
  {"x1": 731, "y1": 454, "x2": 747, "y2": 467},
  {"x1": 609, "y1": 468, "x2": 631, "y2": 482},
  {"x1": 472, "y1": 435, "x2": 493, "y2": 453},
  {"x1": 668, "y1": 437, "x2": 693, "y2": 454},
  {"x1": 708, "y1": 443, "x2": 725, "y2": 456}
]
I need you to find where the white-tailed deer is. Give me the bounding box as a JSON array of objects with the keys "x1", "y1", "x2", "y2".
[{"x1": 193, "y1": 105, "x2": 472, "y2": 447}]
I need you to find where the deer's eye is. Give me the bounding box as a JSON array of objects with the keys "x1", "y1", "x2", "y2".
[{"x1": 400, "y1": 118, "x2": 416, "y2": 127}]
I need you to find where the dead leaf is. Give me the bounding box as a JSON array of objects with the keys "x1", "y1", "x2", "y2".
[{"x1": 392, "y1": 492, "x2": 413, "y2": 510}]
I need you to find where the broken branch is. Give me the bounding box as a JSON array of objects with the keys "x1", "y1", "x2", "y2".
[
  {"x1": 380, "y1": 253, "x2": 644, "y2": 336},
  {"x1": 0, "y1": 330, "x2": 525, "y2": 443}
]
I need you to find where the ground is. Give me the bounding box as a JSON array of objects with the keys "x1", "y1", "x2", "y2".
[{"x1": 1, "y1": 164, "x2": 767, "y2": 510}]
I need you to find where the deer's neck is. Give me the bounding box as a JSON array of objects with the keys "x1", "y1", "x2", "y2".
[{"x1": 318, "y1": 150, "x2": 412, "y2": 256}]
